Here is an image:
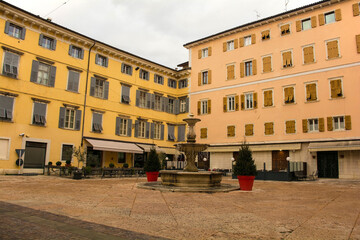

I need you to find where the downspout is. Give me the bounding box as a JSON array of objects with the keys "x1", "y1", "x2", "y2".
[{"x1": 81, "y1": 41, "x2": 96, "y2": 147}]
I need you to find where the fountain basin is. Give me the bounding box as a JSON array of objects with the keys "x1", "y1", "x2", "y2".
[{"x1": 160, "y1": 170, "x2": 223, "y2": 187}]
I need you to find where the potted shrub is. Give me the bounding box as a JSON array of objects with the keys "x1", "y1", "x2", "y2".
[
  {"x1": 48, "y1": 161, "x2": 53, "y2": 166},
  {"x1": 71, "y1": 146, "x2": 87, "y2": 180},
  {"x1": 233, "y1": 144, "x2": 257, "y2": 191},
  {"x1": 65, "y1": 160, "x2": 71, "y2": 167},
  {"x1": 123, "y1": 163, "x2": 129, "y2": 168},
  {"x1": 109, "y1": 163, "x2": 115, "y2": 168},
  {"x1": 144, "y1": 147, "x2": 161, "y2": 182},
  {"x1": 56, "y1": 161, "x2": 62, "y2": 166}
]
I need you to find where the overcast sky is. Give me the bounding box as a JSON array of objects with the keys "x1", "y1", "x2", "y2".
[{"x1": 6, "y1": 0, "x2": 318, "y2": 68}]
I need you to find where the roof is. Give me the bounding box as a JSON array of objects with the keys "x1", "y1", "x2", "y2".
[{"x1": 183, "y1": 0, "x2": 339, "y2": 48}]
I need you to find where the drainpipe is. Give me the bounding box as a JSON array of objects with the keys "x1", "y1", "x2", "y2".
[{"x1": 81, "y1": 41, "x2": 96, "y2": 147}]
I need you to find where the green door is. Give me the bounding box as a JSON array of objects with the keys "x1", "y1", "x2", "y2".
[{"x1": 24, "y1": 141, "x2": 47, "y2": 168}]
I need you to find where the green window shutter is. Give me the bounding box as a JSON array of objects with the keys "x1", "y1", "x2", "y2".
[
  {"x1": 30, "y1": 60, "x2": 39, "y2": 83},
  {"x1": 150, "y1": 123, "x2": 154, "y2": 139},
  {"x1": 90, "y1": 77, "x2": 96, "y2": 97},
  {"x1": 160, "y1": 124, "x2": 164, "y2": 140},
  {"x1": 4, "y1": 21, "x2": 10, "y2": 34},
  {"x1": 135, "y1": 90, "x2": 140, "y2": 107},
  {"x1": 20, "y1": 27, "x2": 26, "y2": 40},
  {"x1": 49, "y1": 65, "x2": 56, "y2": 87},
  {"x1": 58, "y1": 107, "x2": 65, "y2": 128},
  {"x1": 52, "y1": 39, "x2": 57, "y2": 50},
  {"x1": 134, "y1": 120, "x2": 139, "y2": 138},
  {"x1": 104, "y1": 81, "x2": 109, "y2": 100},
  {"x1": 115, "y1": 117, "x2": 120, "y2": 135},
  {"x1": 178, "y1": 125, "x2": 185, "y2": 142},
  {"x1": 146, "y1": 122, "x2": 150, "y2": 139},
  {"x1": 39, "y1": 34, "x2": 44, "y2": 46},
  {"x1": 127, "y1": 119, "x2": 132, "y2": 137},
  {"x1": 75, "y1": 110, "x2": 81, "y2": 130}
]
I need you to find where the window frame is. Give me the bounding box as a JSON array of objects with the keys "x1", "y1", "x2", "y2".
[
  {"x1": 280, "y1": 23, "x2": 291, "y2": 36},
  {"x1": 281, "y1": 49, "x2": 293, "y2": 68},
  {"x1": 333, "y1": 116, "x2": 345, "y2": 131},
  {"x1": 95, "y1": 54, "x2": 108, "y2": 67},
  {"x1": 118, "y1": 118, "x2": 128, "y2": 136},
  {"x1": 168, "y1": 79, "x2": 177, "y2": 89},
  {"x1": 227, "y1": 125, "x2": 236, "y2": 138},
  {"x1": 61, "y1": 144, "x2": 74, "y2": 162},
  {"x1": 6, "y1": 22, "x2": 25, "y2": 39},
  {"x1": 261, "y1": 30, "x2": 271, "y2": 41},
  {"x1": 324, "y1": 11, "x2": 336, "y2": 24},
  {"x1": 94, "y1": 78, "x2": 105, "y2": 99},
  {"x1": 227, "y1": 95, "x2": 235, "y2": 112},
  {"x1": 64, "y1": 107, "x2": 76, "y2": 130},
  {"x1": 226, "y1": 63, "x2": 235, "y2": 80},
  {"x1": 179, "y1": 79, "x2": 188, "y2": 89},
  {"x1": 0, "y1": 95, "x2": 15, "y2": 122},
  {"x1": 305, "y1": 81, "x2": 318, "y2": 102},
  {"x1": 66, "y1": 70, "x2": 80, "y2": 93},
  {"x1": 201, "y1": 70, "x2": 208, "y2": 85},
  {"x1": 302, "y1": 44, "x2": 316, "y2": 64},
  {"x1": 325, "y1": 38, "x2": 341, "y2": 60},
  {"x1": 139, "y1": 91, "x2": 147, "y2": 108},
  {"x1": 264, "y1": 122, "x2": 274, "y2": 136},
  {"x1": 32, "y1": 101, "x2": 47, "y2": 126},
  {"x1": 261, "y1": 54, "x2": 272, "y2": 73},
  {"x1": 0, "y1": 137, "x2": 11, "y2": 160},
  {"x1": 121, "y1": 85, "x2": 131, "y2": 104},
  {"x1": 2, "y1": 51, "x2": 20, "y2": 79},
  {"x1": 69, "y1": 45, "x2": 83, "y2": 59},
  {"x1": 201, "y1": 48, "x2": 209, "y2": 58},
  {"x1": 139, "y1": 69, "x2": 149, "y2": 80},
  {"x1": 139, "y1": 121, "x2": 146, "y2": 138},
  {"x1": 244, "y1": 60, "x2": 253, "y2": 76},
  {"x1": 122, "y1": 64, "x2": 132, "y2": 75},
  {"x1": 308, "y1": 118, "x2": 319, "y2": 132},
  {"x1": 285, "y1": 120, "x2": 297, "y2": 134},
  {"x1": 244, "y1": 36, "x2": 252, "y2": 46},
  {"x1": 226, "y1": 40, "x2": 234, "y2": 51},
  {"x1": 179, "y1": 98, "x2": 187, "y2": 113},
  {"x1": 245, "y1": 92, "x2": 254, "y2": 110},
  {"x1": 39, "y1": 34, "x2": 56, "y2": 50},
  {"x1": 154, "y1": 74, "x2": 164, "y2": 85},
  {"x1": 262, "y1": 88, "x2": 274, "y2": 107},
  {"x1": 37, "y1": 62, "x2": 51, "y2": 86},
  {"x1": 201, "y1": 99, "x2": 208, "y2": 115},
  {"x1": 328, "y1": 77, "x2": 343, "y2": 99},
  {"x1": 301, "y1": 18, "x2": 312, "y2": 31},
  {"x1": 283, "y1": 85, "x2": 296, "y2": 104},
  {"x1": 153, "y1": 122, "x2": 162, "y2": 140},
  {"x1": 92, "y1": 112, "x2": 103, "y2": 133}
]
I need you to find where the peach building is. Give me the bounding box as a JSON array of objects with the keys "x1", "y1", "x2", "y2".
[{"x1": 184, "y1": 0, "x2": 360, "y2": 178}]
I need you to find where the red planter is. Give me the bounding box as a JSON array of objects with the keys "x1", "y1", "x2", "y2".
[
  {"x1": 237, "y1": 176, "x2": 255, "y2": 191},
  {"x1": 146, "y1": 171, "x2": 159, "y2": 182}
]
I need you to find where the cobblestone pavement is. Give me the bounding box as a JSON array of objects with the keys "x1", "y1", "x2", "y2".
[{"x1": 0, "y1": 175, "x2": 359, "y2": 240}]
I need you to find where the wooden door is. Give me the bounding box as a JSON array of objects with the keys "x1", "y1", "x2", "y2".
[{"x1": 272, "y1": 150, "x2": 289, "y2": 171}]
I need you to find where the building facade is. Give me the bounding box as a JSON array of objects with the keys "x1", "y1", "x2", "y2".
[
  {"x1": 184, "y1": 0, "x2": 360, "y2": 178},
  {"x1": 0, "y1": 1, "x2": 189, "y2": 174}
]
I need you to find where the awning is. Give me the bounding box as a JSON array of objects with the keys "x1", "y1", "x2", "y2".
[
  {"x1": 136, "y1": 144, "x2": 163, "y2": 153},
  {"x1": 159, "y1": 147, "x2": 181, "y2": 155},
  {"x1": 86, "y1": 139, "x2": 143, "y2": 154},
  {"x1": 206, "y1": 143, "x2": 301, "y2": 153},
  {"x1": 308, "y1": 141, "x2": 360, "y2": 152}
]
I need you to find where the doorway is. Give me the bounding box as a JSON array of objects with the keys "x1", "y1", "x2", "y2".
[
  {"x1": 272, "y1": 150, "x2": 289, "y2": 171},
  {"x1": 317, "y1": 151, "x2": 338, "y2": 178},
  {"x1": 24, "y1": 141, "x2": 47, "y2": 168},
  {"x1": 86, "y1": 148, "x2": 102, "y2": 167}
]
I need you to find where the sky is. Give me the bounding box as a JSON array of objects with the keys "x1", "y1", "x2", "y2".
[{"x1": 6, "y1": 0, "x2": 319, "y2": 69}]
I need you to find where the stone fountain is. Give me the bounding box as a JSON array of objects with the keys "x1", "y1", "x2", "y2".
[{"x1": 160, "y1": 114, "x2": 223, "y2": 187}]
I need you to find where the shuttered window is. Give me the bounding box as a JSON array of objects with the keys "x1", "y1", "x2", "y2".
[
  {"x1": 178, "y1": 125, "x2": 186, "y2": 142},
  {"x1": 95, "y1": 54, "x2": 108, "y2": 67},
  {"x1": 32, "y1": 102, "x2": 47, "y2": 126},
  {"x1": 282, "y1": 51, "x2": 292, "y2": 68},
  {"x1": 58, "y1": 107, "x2": 81, "y2": 131},
  {"x1": 284, "y1": 87, "x2": 295, "y2": 104},
  {"x1": 4, "y1": 21, "x2": 26, "y2": 40},
  {"x1": 150, "y1": 122, "x2": 163, "y2": 140},
  {"x1": 280, "y1": 24, "x2": 290, "y2": 36},
  {"x1": 353, "y1": 3, "x2": 360, "y2": 16},
  {"x1": 198, "y1": 100, "x2": 211, "y2": 115},
  {"x1": 198, "y1": 70, "x2": 211, "y2": 85},
  {"x1": 2, "y1": 51, "x2": 20, "y2": 78},
  {"x1": 327, "y1": 40, "x2": 339, "y2": 59},
  {"x1": 262, "y1": 56, "x2": 272, "y2": 73},
  {"x1": 330, "y1": 79, "x2": 342, "y2": 98},
  {"x1": 92, "y1": 112, "x2": 103, "y2": 133},
  {"x1": 121, "y1": 85, "x2": 130, "y2": 104},
  {"x1": 135, "y1": 120, "x2": 149, "y2": 138},
  {"x1": 263, "y1": 90, "x2": 273, "y2": 107},
  {"x1": 285, "y1": 120, "x2": 296, "y2": 134},
  {"x1": 303, "y1": 46, "x2": 314, "y2": 64},
  {"x1": 319, "y1": 10, "x2": 341, "y2": 26},
  {"x1": 227, "y1": 125, "x2": 235, "y2": 137},
  {"x1": 227, "y1": 65, "x2": 235, "y2": 80},
  {"x1": 261, "y1": 30, "x2": 270, "y2": 40},
  {"x1": 264, "y1": 122, "x2": 274, "y2": 135},
  {"x1": 200, "y1": 128, "x2": 207, "y2": 139},
  {"x1": 39, "y1": 34, "x2": 56, "y2": 50},
  {"x1": 245, "y1": 124, "x2": 254, "y2": 136},
  {"x1": 30, "y1": 60, "x2": 56, "y2": 87},
  {"x1": 67, "y1": 70, "x2": 80, "y2": 92},
  {"x1": 0, "y1": 95, "x2": 14, "y2": 121},
  {"x1": 139, "y1": 69, "x2": 149, "y2": 80},
  {"x1": 121, "y1": 63, "x2": 133, "y2": 76},
  {"x1": 90, "y1": 77, "x2": 109, "y2": 100},
  {"x1": 68, "y1": 45, "x2": 84, "y2": 59},
  {"x1": 306, "y1": 83, "x2": 317, "y2": 101},
  {"x1": 242, "y1": 60, "x2": 256, "y2": 77}
]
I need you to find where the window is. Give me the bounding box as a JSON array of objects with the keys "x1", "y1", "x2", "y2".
[
  {"x1": 202, "y1": 48, "x2": 208, "y2": 58},
  {"x1": 301, "y1": 18, "x2": 311, "y2": 31},
  {"x1": 245, "y1": 61, "x2": 253, "y2": 76},
  {"x1": 168, "y1": 79, "x2": 177, "y2": 88},
  {"x1": 245, "y1": 124, "x2": 254, "y2": 136},
  {"x1": 68, "y1": 45, "x2": 84, "y2": 59},
  {"x1": 325, "y1": 11, "x2": 336, "y2": 24},
  {"x1": 92, "y1": 112, "x2": 103, "y2": 133},
  {"x1": 154, "y1": 74, "x2": 164, "y2": 85},
  {"x1": 32, "y1": 102, "x2": 47, "y2": 126},
  {"x1": 67, "y1": 70, "x2": 80, "y2": 92},
  {"x1": 326, "y1": 40, "x2": 340, "y2": 59},
  {"x1": 201, "y1": 71, "x2": 208, "y2": 85},
  {"x1": 282, "y1": 51, "x2": 293, "y2": 68},
  {"x1": 39, "y1": 34, "x2": 56, "y2": 50},
  {"x1": 244, "y1": 36, "x2": 252, "y2": 46},
  {"x1": 330, "y1": 79, "x2": 342, "y2": 98},
  {"x1": 138, "y1": 91, "x2": 147, "y2": 108},
  {"x1": 179, "y1": 79, "x2": 188, "y2": 89},
  {"x1": 261, "y1": 30, "x2": 270, "y2": 40},
  {"x1": 95, "y1": 54, "x2": 108, "y2": 67},
  {"x1": 121, "y1": 85, "x2": 130, "y2": 104},
  {"x1": 116, "y1": 117, "x2": 131, "y2": 136},
  {"x1": 285, "y1": 120, "x2": 296, "y2": 134},
  {"x1": 200, "y1": 128, "x2": 207, "y2": 139},
  {"x1": 179, "y1": 98, "x2": 187, "y2": 113},
  {"x1": 264, "y1": 122, "x2": 274, "y2": 135},
  {"x1": 178, "y1": 125, "x2": 186, "y2": 142},
  {"x1": 305, "y1": 83, "x2": 317, "y2": 101},
  {"x1": 303, "y1": 46, "x2": 315, "y2": 64},
  {"x1": 30, "y1": 60, "x2": 56, "y2": 87},
  {"x1": 5, "y1": 21, "x2": 25, "y2": 39},
  {"x1": 333, "y1": 116, "x2": 344, "y2": 130},
  {"x1": 308, "y1": 119, "x2": 319, "y2": 132},
  {"x1": 262, "y1": 56, "x2": 272, "y2": 73},
  {"x1": 2, "y1": 51, "x2": 20, "y2": 78},
  {"x1": 58, "y1": 107, "x2": 81, "y2": 130},
  {"x1": 245, "y1": 93, "x2": 253, "y2": 109},
  {"x1": 0, "y1": 95, "x2": 14, "y2": 121},
  {"x1": 121, "y1": 63, "x2": 132, "y2": 75},
  {"x1": 135, "y1": 120, "x2": 148, "y2": 138},
  {"x1": 227, "y1": 125, "x2": 235, "y2": 137},
  {"x1": 263, "y1": 90, "x2": 273, "y2": 107},
  {"x1": 118, "y1": 152, "x2": 126, "y2": 163},
  {"x1": 0, "y1": 138, "x2": 10, "y2": 160},
  {"x1": 280, "y1": 24, "x2": 290, "y2": 36},
  {"x1": 61, "y1": 144, "x2": 73, "y2": 162},
  {"x1": 168, "y1": 98, "x2": 175, "y2": 114},
  {"x1": 227, "y1": 64, "x2": 235, "y2": 80},
  {"x1": 198, "y1": 99, "x2": 211, "y2": 115},
  {"x1": 284, "y1": 86, "x2": 295, "y2": 104},
  {"x1": 168, "y1": 125, "x2": 175, "y2": 141},
  {"x1": 151, "y1": 122, "x2": 163, "y2": 140},
  {"x1": 227, "y1": 96, "x2": 235, "y2": 112},
  {"x1": 227, "y1": 40, "x2": 234, "y2": 51},
  {"x1": 90, "y1": 77, "x2": 109, "y2": 100},
  {"x1": 139, "y1": 69, "x2": 149, "y2": 80},
  {"x1": 154, "y1": 95, "x2": 162, "y2": 111}
]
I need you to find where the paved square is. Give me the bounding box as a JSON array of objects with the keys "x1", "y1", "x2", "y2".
[{"x1": 0, "y1": 176, "x2": 359, "y2": 239}]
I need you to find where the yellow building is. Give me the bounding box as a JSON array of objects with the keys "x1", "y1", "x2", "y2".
[
  {"x1": 184, "y1": 0, "x2": 360, "y2": 178},
  {"x1": 0, "y1": 1, "x2": 189, "y2": 174}
]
